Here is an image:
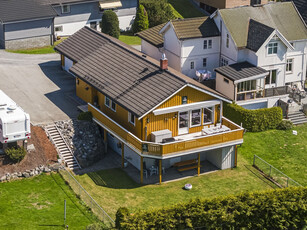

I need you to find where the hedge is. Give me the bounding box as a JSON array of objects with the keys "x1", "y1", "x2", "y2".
[
  {"x1": 223, "y1": 103, "x2": 283, "y2": 132},
  {"x1": 116, "y1": 187, "x2": 307, "y2": 229},
  {"x1": 100, "y1": 10, "x2": 120, "y2": 38},
  {"x1": 132, "y1": 4, "x2": 149, "y2": 33}
]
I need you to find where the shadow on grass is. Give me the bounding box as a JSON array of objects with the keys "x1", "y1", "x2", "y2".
[
  {"x1": 87, "y1": 168, "x2": 142, "y2": 189},
  {"x1": 244, "y1": 165, "x2": 279, "y2": 189}
]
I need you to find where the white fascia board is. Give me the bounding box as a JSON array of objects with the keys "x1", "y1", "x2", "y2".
[
  {"x1": 159, "y1": 21, "x2": 172, "y2": 35},
  {"x1": 153, "y1": 100, "x2": 220, "y2": 115},
  {"x1": 138, "y1": 85, "x2": 187, "y2": 120},
  {"x1": 234, "y1": 72, "x2": 269, "y2": 84},
  {"x1": 187, "y1": 84, "x2": 232, "y2": 103},
  {"x1": 209, "y1": 10, "x2": 218, "y2": 19}
]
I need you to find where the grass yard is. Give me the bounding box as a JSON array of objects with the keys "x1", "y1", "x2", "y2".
[
  {"x1": 238, "y1": 124, "x2": 307, "y2": 186},
  {"x1": 74, "y1": 155, "x2": 276, "y2": 219},
  {"x1": 168, "y1": 0, "x2": 205, "y2": 18},
  {"x1": 0, "y1": 173, "x2": 98, "y2": 230},
  {"x1": 6, "y1": 38, "x2": 66, "y2": 54},
  {"x1": 119, "y1": 34, "x2": 141, "y2": 45}
]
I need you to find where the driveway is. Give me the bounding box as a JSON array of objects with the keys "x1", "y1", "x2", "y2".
[{"x1": 0, "y1": 50, "x2": 80, "y2": 125}]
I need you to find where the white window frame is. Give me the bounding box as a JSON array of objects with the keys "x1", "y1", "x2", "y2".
[
  {"x1": 220, "y1": 57, "x2": 228, "y2": 67},
  {"x1": 203, "y1": 58, "x2": 207, "y2": 67},
  {"x1": 190, "y1": 109, "x2": 201, "y2": 127},
  {"x1": 208, "y1": 39, "x2": 212, "y2": 49},
  {"x1": 286, "y1": 59, "x2": 293, "y2": 74},
  {"x1": 190, "y1": 61, "x2": 194, "y2": 69},
  {"x1": 203, "y1": 107, "x2": 214, "y2": 125},
  {"x1": 203, "y1": 39, "x2": 212, "y2": 49},
  {"x1": 128, "y1": 112, "x2": 135, "y2": 126},
  {"x1": 105, "y1": 96, "x2": 110, "y2": 107},
  {"x1": 265, "y1": 69, "x2": 277, "y2": 85},
  {"x1": 61, "y1": 4, "x2": 70, "y2": 14},
  {"x1": 111, "y1": 100, "x2": 116, "y2": 112},
  {"x1": 267, "y1": 42, "x2": 278, "y2": 55}
]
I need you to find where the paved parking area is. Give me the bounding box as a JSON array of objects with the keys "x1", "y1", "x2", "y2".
[{"x1": 0, "y1": 50, "x2": 79, "y2": 125}]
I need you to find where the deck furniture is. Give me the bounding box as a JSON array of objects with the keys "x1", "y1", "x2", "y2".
[{"x1": 174, "y1": 159, "x2": 201, "y2": 172}]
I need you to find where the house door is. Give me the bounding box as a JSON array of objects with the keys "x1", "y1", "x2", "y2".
[{"x1": 178, "y1": 111, "x2": 189, "y2": 135}]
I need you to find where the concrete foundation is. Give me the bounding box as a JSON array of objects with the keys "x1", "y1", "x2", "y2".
[{"x1": 5, "y1": 35, "x2": 52, "y2": 50}]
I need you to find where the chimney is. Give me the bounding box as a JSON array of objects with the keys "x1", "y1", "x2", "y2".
[{"x1": 160, "y1": 53, "x2": 168, "y2": 70}]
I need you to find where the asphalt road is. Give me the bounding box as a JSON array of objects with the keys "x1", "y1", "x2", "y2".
[{"x1": 0, "y1": 50, "x2": 80, "y2": 125}]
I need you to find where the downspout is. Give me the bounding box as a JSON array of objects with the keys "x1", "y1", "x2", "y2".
[{"x1": 219, "y1": 19, "x2": 222, "y2": 66}]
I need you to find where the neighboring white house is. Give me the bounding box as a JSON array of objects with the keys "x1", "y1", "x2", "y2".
[
  {"x1": 137, "y1": 2, "x2": 307, "y2": 109},
  {"x1": 137, "y1": 17, "x2": 221, "y2": 80}
]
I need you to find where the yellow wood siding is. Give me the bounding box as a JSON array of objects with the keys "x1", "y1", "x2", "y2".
[
  {"x1": 76, "y1": 78, "x2": 96, "y2": 103},
  {"x1": 143, "y1": 86, "x2": 220, "y2": 140},
  {"x1": 96, "y1": 92, "x2": 142, "y2": 139},
  {"x1": 61, "y1": 55, "x2": 64, "y2": 67}
]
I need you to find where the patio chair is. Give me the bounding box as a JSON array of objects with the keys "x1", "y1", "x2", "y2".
[{"x1": 150, "y1": 165, "x2": 158, "y2": 176}]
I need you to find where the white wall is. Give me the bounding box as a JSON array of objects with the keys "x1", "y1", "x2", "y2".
[
  {"x1": 221, "y1": 146, "x2": 234, "y2": 169},
  {"x1": 163, "y1": 24, "x2": 181, "y2": 57},
  {"x1": 141, "y1": 40, "x2": 162, "y2": 61}
]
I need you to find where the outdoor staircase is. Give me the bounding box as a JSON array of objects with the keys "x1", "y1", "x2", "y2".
[
  {"x1": 45, "y1": 124, "x2": 81, "y2": 170},
  {"x1": 288, "y1": 111, "x2": 307, "y2": 125}
]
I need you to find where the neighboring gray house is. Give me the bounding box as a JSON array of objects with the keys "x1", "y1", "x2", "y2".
[
  {"x1": 0, "y1": 0, "x2": 137, "y2": 49},
  {"x1": 0, "y1": 0, "x2": 57, "y2": 49},
  {"x1": 48, "y1": 0, "x2": 138, "y2": 36}
]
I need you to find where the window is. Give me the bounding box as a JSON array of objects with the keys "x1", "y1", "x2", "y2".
[
  {"x1": 190, "y1": 61, "x2": 194, "y2": 69},
  {"x1": 105, "y1": 96, "x2": 110, "y2": 107},
  {"x1": 203, "y1": 58, "x2": 207, "y2": 67},
  {"x1": 226, "y1": 34, "x2": 229, "y2": 48},
  {"x1": 90, "y1": 21, "x2": 97, "y2": 30},
  {"x1": 224, "y1": 78, "x2": 229, "y2": 84},
  {"x1": 61, "y1": 4, "x2": 70, "y2": 13},
  {"x1": 265, "y1": 70, "x2": 277, "y2": 85},
  {"x1": 267, "y1": 42, "x2": 278, "y2": 55},
  {"x1": 203, "y1": 39, "x2": 212, "y2": 49},
  {"x1": 286, "y1": 59, "x2": 293, "y2": 73},
  {"x1": 111, "y1": 100, "x2": 116, "y2": 111},
  {"x1": 55, "y1": 26, "x2": 63, "y2": 32},
  {"x1": 220, "y1": 58, "x2": 228, "y2": 66},
  {"x1": 182, "y1": 96, "x2": 188, "y2": 104},
  {"x1": 128, "y1": 112, "x2": 135, "y2": 125},
  {"x1": 190, "y1": 109, "x2": 201, "y2": 127},
  {"x1": 203, "y1": 107, "x2": 213, "y2": 124}
]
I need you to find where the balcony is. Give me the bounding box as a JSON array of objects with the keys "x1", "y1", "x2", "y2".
[{"x1": 88, "y1": 104, "x2": 244, "y2": 157}]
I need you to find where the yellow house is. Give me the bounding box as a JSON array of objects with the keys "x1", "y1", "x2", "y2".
[{"x1": 55, "y1": 27, "x2": 244, "y2": 184}]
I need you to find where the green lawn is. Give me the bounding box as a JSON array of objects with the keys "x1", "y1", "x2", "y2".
[
  {"x1": 168, "y1": 0, "x2": 205, "y2": 18},
  {"x1": 238, "y1": 124, "x2": 307, "y2": 186},
  {"x1": 6, "y1": 38, "x2": 66, "y2": 54},
  {"x1": 73, "y1": 155, "x2": 276, "y2": 219},
  {"x1": 0, "y1": 173, "x2": 98, "y2": 230},
  {"x1": 119, "y1": 35, "x2": 141, "y2": 45}
]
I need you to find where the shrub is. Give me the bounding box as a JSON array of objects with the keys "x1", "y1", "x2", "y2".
[
  {"x1": 132, "y1": 4, "x2": 149, "y2": 33},
  {"x1": 140, "y1": 0, "x2": 176, "y2": 27},
  {"x1": 277, "y1": 119, "x2": 293, "y2": 130},
  {"x1": 116, "y1": 207, "x2": 129, "y2": 229},
  {"x1": 86, "y1": 223, "x2": 108, "y2": 230},
  {"x1": 77, "y1": 111, "x2": 93, "y2": 121},
  {"x1": 101, "y1": 10, "x2": 120, "y2": 38},
  {"x1": 5, "y1": 147, "x2": 26, "y2": 162},
  {"x1": 223, "y1": 103, "x2": 283, "y2": 132},
  {"x1": 117, "y1": 187, "x2": 307, "y2": 229}
]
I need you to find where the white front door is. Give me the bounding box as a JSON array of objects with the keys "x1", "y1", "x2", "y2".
[{"x1": 178, "y1": 111, "x2": 189, "y2": 135}]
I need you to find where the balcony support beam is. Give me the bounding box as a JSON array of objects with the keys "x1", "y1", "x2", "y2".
[
  {"x1": 121, "y1": 142, "x2": 124, "y2": 168},
  {"x1": 104, "y1": 129, "x2": 108, "y2": 154},
  {"x1": 140, "y1": 156, "x2": 143, "y2": 184},
  {"x1": 159, "y1": 159, "x2": 162, "y2": 185},
  {"x1": 234, "y1": 145, "x2": 237, "y2": 168},
  {"x1": 197, "y1": 153, "x2": 200, "y2": 176}
]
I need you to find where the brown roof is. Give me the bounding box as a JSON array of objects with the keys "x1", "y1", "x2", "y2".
[
  {"x1": 137, "y1": 17, "x2": 220, "y2": 48},
  {"x1": 55, "y1": 27, "x2": 230, "y2": 117},
  {"x1": 136, "y1": 23, "x2": 165, "y2": 48}
]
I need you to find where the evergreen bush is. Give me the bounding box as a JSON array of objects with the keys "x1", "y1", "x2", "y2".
[
  {"x1": 132, "y1": 4, "x2": 149, "y2": 33},
  {"x1": 5, "y1": 147, "x2": 26, "y2": 162},
  {"x1": 116, "y1": 187, "x2": 307, "y2": 229},
  {"x1": 277, "y1": 119, "x2": 293, "y2": 130},
  {"x1": 223, "y1": 103, "x2": 283, "y2": 132},
  {"x1": 116, "y1": 207, "x2": 129, "y2": 229},
  {"x1": 101, "y1": 10, "x2": 120, "y2": 38},
  {"x1": 77, "y1": 111, "x2": 93, "y2": 121}
]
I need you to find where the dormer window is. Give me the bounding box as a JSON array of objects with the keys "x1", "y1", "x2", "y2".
[
  {"x1": 61, "y1": 4, "x2": 70, "y2": 14},
  {"x1": 267, "y1": 42, "x2": 278, "y2": 55}
]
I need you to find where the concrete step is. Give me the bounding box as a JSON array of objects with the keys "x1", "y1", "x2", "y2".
[{"x1": 288, "y1": 112, "x2": 307, "y2": 125}]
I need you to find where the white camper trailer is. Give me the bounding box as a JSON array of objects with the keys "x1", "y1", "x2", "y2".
[{"x1": 0, "y1": 90, "x2": 31, "y2": 144}]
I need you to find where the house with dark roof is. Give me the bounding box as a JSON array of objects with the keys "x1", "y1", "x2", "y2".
[
  {"x1": 288, "y1": 0, "x2": 307, "y2": 25},
  {"x1": 138, "y1": 2, "x2": 307, "y2": 110},
  {"x1": 0, "y1": 0, "x2": 57, "y2": 49},
  {"x1": 0, "y1": 0, "x2": 137, "y2": 49},
  {"x1": 137, "y1": 17, "x2": 220, "y2": 80},
  {"x1": 55, "y1": 27, "x2": 244, "y2": 184}
]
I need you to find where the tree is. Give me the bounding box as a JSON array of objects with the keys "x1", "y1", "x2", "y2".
[
  {"x1": 140, "y1": 0, "x2": 176, "y2": 27},
  {"x1": 100, "y1": 10, "x2": 120, "y2": 39},
  {"x1": 132, "y1": 4, "x2": 149, "y2": 33}
]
